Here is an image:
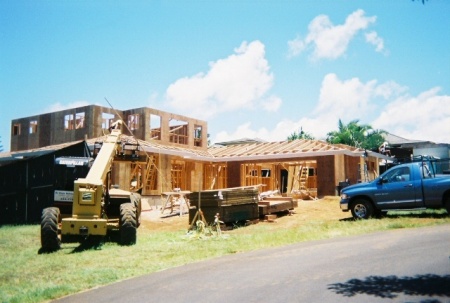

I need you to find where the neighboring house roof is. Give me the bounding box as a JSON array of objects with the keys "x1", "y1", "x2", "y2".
[
  {"x1": 213, "y1": 138, "x2": 266, "y2": 146},
  {"x1": 383, "y1": 133, "x2": 429, "y2": 146}
]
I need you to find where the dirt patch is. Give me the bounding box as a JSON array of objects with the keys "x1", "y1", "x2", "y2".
[{"x1": 139, "y1": 196, "x2": 351, "y2": 232}]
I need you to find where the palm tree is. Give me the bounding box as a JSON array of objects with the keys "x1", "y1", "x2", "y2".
[
  {"x1": 287, "y1": 127, "x2": 314, "y2": 141},
  {"x1": 0, "y1": 136, "x2": 3, "y2": 152},
  {"x1": 326, "y1": 119, "x2": 386, "y2": 150}
]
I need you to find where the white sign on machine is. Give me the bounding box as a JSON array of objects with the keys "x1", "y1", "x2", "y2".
[{"x1": 54, "y1": 190, "x2": 74, "y2": 202}]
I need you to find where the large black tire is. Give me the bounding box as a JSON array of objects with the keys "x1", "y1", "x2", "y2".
[
  {"x1": 350, "y1": 199, "x2": 374, "y2": 220},
  {"x1": 131, "y1": 193, "x2": 142, "y2": 228},
  {"x1": 40, "y1": 207, "x2": 61, "y2": 252},
  {"x1": 119, "y1": 203, "x2": 137, "y2": 245}
]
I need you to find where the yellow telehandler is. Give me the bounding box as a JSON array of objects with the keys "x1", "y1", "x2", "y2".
[{"x1": 40, "y1": 120, "x2": 142, "y2": 252}]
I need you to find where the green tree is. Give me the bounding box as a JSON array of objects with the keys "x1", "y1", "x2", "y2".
[
  {"x1": 326, "y1": 119, "x2": 386, "y2": 150},
  {"x1": 0, "y1": 136, "x2": 3, "y2": 152},
  {"x1": 287, "y1": 127, "x2": 314, "y2": 141}
]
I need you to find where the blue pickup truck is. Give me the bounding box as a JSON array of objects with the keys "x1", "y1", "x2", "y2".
[{"x1": 340, "y1": 160, "x2": 450, "y2": 219}]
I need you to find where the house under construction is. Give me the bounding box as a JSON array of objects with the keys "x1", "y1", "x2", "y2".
[{"x1": 1, "y1": 105, "x2": 386, "y2": 224}]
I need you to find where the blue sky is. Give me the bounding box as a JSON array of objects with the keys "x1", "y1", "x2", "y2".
[{"x1": 1, "y1": 0, "x2": 449, "y2": 152}]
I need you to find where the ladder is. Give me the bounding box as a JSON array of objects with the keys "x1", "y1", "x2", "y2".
[
  {"x1": 359, "y1": 162, "x2": 369, "y2": 182},
  {"x1": 145, "y1": 155, "x2": 158, "y2": 191},
  {"x1": 299, "y1": 166, "x2": 308, "y2": 190},
  {"x1": 292, "y1": 164, "x2": 309, "y2": 191}
]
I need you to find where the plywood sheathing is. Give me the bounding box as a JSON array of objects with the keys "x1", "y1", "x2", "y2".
[
  {"x1": 317, "y1": 155, "x2": 336, "y2": 197},
  {"x1": 204, "y1": 163, "x2": 227, "y2": 190},
  {"x1": 334, "y1": 154, "x2": 346, "y2": 187},
  {"x1": 159, "y1": 154, "x2": 172, "y2": 193}
]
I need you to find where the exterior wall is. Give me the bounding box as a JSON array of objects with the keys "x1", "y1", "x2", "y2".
[
  {"x1": 11, "y1": 117, "x2": 35, "y2": 151},
  {"x1": 10, "y1": 105, "x2": 121, "y2": 151},
  {"x1": 227, "y1": 162, "x2": 242, "y2": 188},
  {"x1": 316, "y1": 155, "x2": 336, "y2": 196},
  {"x1": 413, "y1": 144, "x2": 449, "y2": 160},
  {"x1": 39, "y1": 113, "x2": 52, "y2": 147},
  {"x1": 121, "y1": 107, "x2": 208, "y2": 150},
  {"x1": 344, "y1": 155, "x2": 361, "y2": 185},
  {"x1": 11, "y1": 105, "x2": 208, "y2": 152},
  {"x1": 334, "y1": 154, "x2": 346, "y2": 186},
  {"x1": 218, "y1": 156, "x2": 352, "y2": 197},
  {"x1": 159, "y1": 154, "x2": 173, "y2": 192}
]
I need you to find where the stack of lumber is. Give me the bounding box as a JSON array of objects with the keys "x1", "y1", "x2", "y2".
[
  {"x1": 258, "y1": 196, "x2": 298, "y2": 215},
  {"x1": 189, "y1": 188, "x2": 258, "y2": 207},
  {"x1": 189, "y1": 187, "x2": 259, "y2": 224}
]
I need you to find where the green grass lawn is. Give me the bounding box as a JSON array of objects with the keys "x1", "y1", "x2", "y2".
[{"x1": 1, "y1": 209, "x2": 449, "y2": 303}]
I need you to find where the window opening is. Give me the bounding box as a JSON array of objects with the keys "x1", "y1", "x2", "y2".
[
  {"x1": 64, "y1": 114, "x2": 75, "y2": 130},
  {"x1": 75, "y1": 112, "x2": 85, "y2": 129},
  {"x1": 150, "y1": 114, "x2": 161, "y2": 140},
  {"x1": 102, "y1": 113, "x2": 115, "y2": 129},
  {"x1": 169, "y1": 118, "x2": 188, "y2": 145},
  {"x1": 171, "y1": 162, "x2": 185, "y2": 189},
  {"x1": 262, "y1": 169, "x2": 271, "y2": 177},
  {"x1": 194, "y1": 124, "x2": 202, "y2": 147},
  {"x1": 29, "y1": 120, "x2": 38, "y2": 134},
  {"x1": 127, "y1": 114, "x2": 139, "y2": 130},
  {"x1": 13, "y1": 123, "x2": 21, "y2": 136}
]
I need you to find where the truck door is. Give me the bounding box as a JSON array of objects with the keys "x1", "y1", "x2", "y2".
[{"x1": 375, "y1": 166, "x2": 422, "y2": 209}]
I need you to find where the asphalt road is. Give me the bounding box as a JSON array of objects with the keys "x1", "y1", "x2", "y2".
[{"x1": 53, "y1": 224, "x2": 450, "y2": 303}]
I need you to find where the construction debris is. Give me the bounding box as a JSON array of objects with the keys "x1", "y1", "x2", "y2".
[{"x1": 291, "y1": 189, "x2": 318, "y2": 200}]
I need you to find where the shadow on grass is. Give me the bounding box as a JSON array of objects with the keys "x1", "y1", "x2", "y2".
[
  {"x1": 339, "y1": 210, "x2": 449, "y2": 222},
  {"x1": 38, "y1": 231, "x2": 124, "y2": 254},
  {"x1": 68, "y1": 230, "x2": 127, "y2": 253},
  {"x1": 385, "y1": 211, "x2": 449, "y2": 219},
  {"x1": 328, "y1": 274, "x2": 450, "y2": 301},
  {"x1": 69, "y1": 236, "x2": 104, "y2": 253}
]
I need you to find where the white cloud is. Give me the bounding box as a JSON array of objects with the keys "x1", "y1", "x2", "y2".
[
  {"x1": 287, "y1": 35, "x2": 306, "y2": 58},
  {"x1": 215, "y1": 122, "x2": 270, "y2": 143},
  {"x1": 213, "y1": 73, "x2": 397, "y2": 143},
  {"x1": 373, "y1": 81, "x2": 408, "y2": 99},
  {"x1": 372, "y1": 87, "x2": 450, "y2": 143},
  {"x1": 314, "y1": 73, "x2": 378, "y2": 119},
  {"x1": 214, "y1": 117, "x2": 331, "y2": 143},
  {"x1": 213, "y1": 74, "x2": 450, "y2": 145},
  {"x1": 288, "y1": 9, "x2": 381, "y2": 60},
  {"x1": 365, "y1": 31, "x2": 385, "y2": 52},
  {"x1": 165, "y1": 40, "x2": 279, "y2": 119},
  {"x1": 44, "y1": 100, "x2": 91, "y2": 114},
  {"x1": 261, "y1": 95, "x2": 282, "y2": 112}
]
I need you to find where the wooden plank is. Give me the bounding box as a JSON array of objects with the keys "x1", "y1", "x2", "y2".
[{"x1": 258, "y1": 199, "x2": 297, "y2": 215}]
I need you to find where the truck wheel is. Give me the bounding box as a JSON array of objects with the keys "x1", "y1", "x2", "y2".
[
  {"x1": 120, "y1": 203, "x2": 137, "y2": 245},
  {"x1": 350, "y1": 199, "x2": 374, "y2": 219},
  {"x1": 40, "y1": 207, "x2": 61, "y2": 252}
]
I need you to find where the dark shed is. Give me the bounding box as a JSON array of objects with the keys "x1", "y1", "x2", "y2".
[{"x1": 0, "y1": 141, "x2": 90, "y2": 225}]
